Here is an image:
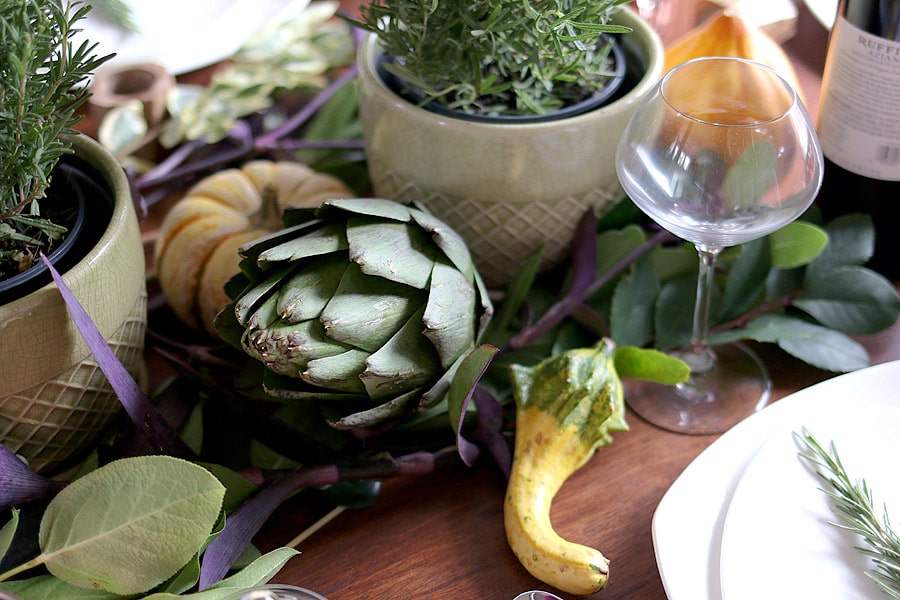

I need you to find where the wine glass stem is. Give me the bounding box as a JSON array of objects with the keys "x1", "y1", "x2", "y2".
[{"x1": 687, "y1": 244, "x2": 721, "y2": 374}]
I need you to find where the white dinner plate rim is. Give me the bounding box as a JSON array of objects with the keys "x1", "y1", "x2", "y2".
[
  {"x1": 652, "y1": 359, "x2": 900, "y2": 600},
  {"x1": 718, "y1": 404, "x2": 900, "y2": 600}
]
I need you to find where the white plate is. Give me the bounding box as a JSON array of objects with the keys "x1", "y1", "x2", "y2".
[
  {"x1": 75, "y1": 0, "x2": 300, "y2": 75},
  {"x1": 720, "y1": 406, "x2": 900, "y2": 600},
  {"x1": 652, "y1": 360, "x2": 900, "y2": 600},
  {"x1": 804, "y1": 0, "x2": 838, "y2": 29}
]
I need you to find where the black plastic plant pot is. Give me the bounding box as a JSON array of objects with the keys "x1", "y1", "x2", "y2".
[{"x1": 0, "y1": 154, "x2": 115, "y2": 305}]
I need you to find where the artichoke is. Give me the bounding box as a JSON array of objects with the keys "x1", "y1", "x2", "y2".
[{"x1": 216, "y1": 198, "x2": 494, "y2": 433}]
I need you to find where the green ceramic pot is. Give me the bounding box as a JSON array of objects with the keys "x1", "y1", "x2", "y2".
[
  {"x1": 356, "y1": 7, "x2": 664, "y2": 287},
  {"x1": 0, "y1": 133, "x2": 147, "y2": 474}
]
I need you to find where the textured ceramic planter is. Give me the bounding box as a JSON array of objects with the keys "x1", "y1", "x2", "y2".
[
  {"x1": 0, "y1": 134, "x2": 147, "y2": 474},
  {"x1": 357, "y1": 7, "x2": 664, "y2": 287}
]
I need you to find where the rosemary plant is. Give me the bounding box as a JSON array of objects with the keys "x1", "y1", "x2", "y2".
[
  {"x1": 0, "y1": 0, "x2": 111, "y2": 281},
  {"x1": 350, "y1": 0, "x2": 633, "y2": 116},
  {"x1": 796, "y1": 429, "x2": 900, "y2": 598}
]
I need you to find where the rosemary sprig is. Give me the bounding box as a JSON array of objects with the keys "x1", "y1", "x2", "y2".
[{"x1": 795, "y1": 428, "x2": 900, "y2": 598}]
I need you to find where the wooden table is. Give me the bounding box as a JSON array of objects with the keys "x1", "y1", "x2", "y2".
[
  {"x1": 250, "y1": 3, "x2": 900, "y2": 599},
  {"x1": 79, "y1": 1, "x2": 893, "y2": 597}
]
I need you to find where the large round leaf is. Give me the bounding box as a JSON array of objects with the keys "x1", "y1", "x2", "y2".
[{"x1": 39, "y1": 456, "x2": 225, "y2": 595}]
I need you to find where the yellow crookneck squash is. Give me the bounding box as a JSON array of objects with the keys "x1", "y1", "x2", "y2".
[
  {"x1": 504, "y1": 340, "x2": 628, "y2": 595},
  {"x1": 154, "y1": 160, "x2": 352, "y2": 337}
]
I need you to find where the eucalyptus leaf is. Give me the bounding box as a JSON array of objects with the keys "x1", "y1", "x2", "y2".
[
  {"x1": 795, "y1": 266, "x2": 900, "y2": 334},
  {"x1": 768, "y1": 221, "x2": 828, "y2": 269},
  {"x1": 39, "y1": 456, "x2": 225, "y2": 595}
]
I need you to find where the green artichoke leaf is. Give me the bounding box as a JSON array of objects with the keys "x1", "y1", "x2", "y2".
[
  {"x1": 276, "y1": 254, "x2": 348, "y2": 323},
  {"x1": 362, "y1": 306, "x2": 443, "y2": 400},
  {"x1": 260, "y1": 369, "x2": 367, "y2": 402},
  {"x1": 329, "y1": 388, "x2": 422, "y2": 430},
  {"x1": 321, "y1": 261, "x2": 426, "y2": 352},
  {"x1": 423, "y1": 260, "x2": 478, "y2": 368},
  {"x1": 257, "y1": 221, "x2": 348, "y2": 267},
  {"x1": 233, "y1": 264, "x2": 298, "y2": 326},
  {"x1": 319, "y1": 197, "x2": 414, "y2": 223},
  {"x1": 408, "y1": 206, "x2": 476, "y2": 278},
  {"x1": 242, "y1": 319, "x2": 351, "y2": 378},
  {"x1": 302, "y1": 348, "x2": 369, "y2": 393},
  {"x1": 237, "y1": 217, "x2": 325, "y2": 262},
  {"x1": 347, "y1": 216, "x2": 437, "y2": 289},
  {"x1": 246, "y1": 288, "x2": 281, "y2": 330}
]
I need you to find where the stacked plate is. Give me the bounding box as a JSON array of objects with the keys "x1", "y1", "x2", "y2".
[{"x1": 653, "y1": 360, "x2": 900, "y2": 600}]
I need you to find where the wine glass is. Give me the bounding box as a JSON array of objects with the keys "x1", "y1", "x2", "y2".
[{"x1": 614, "y1": 56, "x2": 823, "y2": 434}]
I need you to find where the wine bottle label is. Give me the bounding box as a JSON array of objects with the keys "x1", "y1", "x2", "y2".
[{"x1": 818, "y1": 16, "x2": 900, "y2": 181}]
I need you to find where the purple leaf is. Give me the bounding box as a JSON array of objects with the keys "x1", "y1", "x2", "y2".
[
  {"x1": 0, "y1": 444, "x2": 65, "y2": 510},
  {"x1": 199, "y1": 464, "x2": 341, "y2": 589},
  {"x1": 468, "y1": 386, "x2": 511, "y2": 477},
  {"x1": 39, "y1": 254, "x2": 195, "y2": 459}
]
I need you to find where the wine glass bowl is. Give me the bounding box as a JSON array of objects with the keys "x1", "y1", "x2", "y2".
[{"x1": 615, "y1": 57, "x2": 823, "y2": 434}]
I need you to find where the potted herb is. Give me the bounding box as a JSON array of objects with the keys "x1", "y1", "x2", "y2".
[
  {"x1": 349, "y1": 0, "x2": 664, "y2": 286},
  {"x1": 0, "y1": 0, "x2": 147, "y2": 473}
]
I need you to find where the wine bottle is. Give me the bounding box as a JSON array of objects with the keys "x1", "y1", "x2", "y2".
[{"x1": 815, "y1": 0, "x2": 900, "y2": 280}]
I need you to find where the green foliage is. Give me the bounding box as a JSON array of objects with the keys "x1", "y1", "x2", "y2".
[
  {"x1": 350, "y1": 0, "x2": 633, "y2": 115},
  {"x1": 0, "y1": 456, "x2": 297, "y2": 599},
  {"x1": 0, "y1": 0, "x2": 111, "y2": 277},
  {"x1": 493, "y1": 210, "x2": 899, "y2": 375}
]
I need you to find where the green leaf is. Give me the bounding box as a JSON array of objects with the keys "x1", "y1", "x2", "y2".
[
  {"x1": 796, "y1": 266, "x2": 900, "y2": 334},
  {"x1": 39, "y1": 456, "x2": 225, "y2": 595},
  {"x1": 0, "y1": 574, "x2": 123, "y2": 599},
  {"x1": 610, "y1": 256, "x2": 659, "y2": 347},
  {"x1": 710, "y1": 314, "x2": 869, "y2": 372},
  {"x1": 203, "y1": 547, "x2": 299, "y2": 592},
  {"x1": 613, "y1": 346, "x2": 690, "y2": 385},
  {"x1": 596, "y1": 225, "x2": 645, "y2": 276},
  {"x1": 654, "y1": 275, "x2": 702, "y2": 350},
  {"x1": 808, "y1": 213, "x2": 875, "y2": 275},
  {"x1": 96, "y1": 99, "x2": 147, "y2": 156},
  {"x1": 448, "y1": 344, "x2": 500, "y2": 438},
  {"x1": 768, "y1": 221, "x2": 828, "y2": 269},
  {"x1": 719, "y1": 238, "x2": 769, "y2": 322},
  {"x1": 0, "y1": 509, "x2": 18, "y2": 564},
  {"x1": 722, "y1": 140, "x2": 777, "y2": 208}
]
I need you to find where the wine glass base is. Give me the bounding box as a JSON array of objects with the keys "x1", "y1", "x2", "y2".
[{"x1": 624, "y1": 343, "x2": 772, "y2": 435}]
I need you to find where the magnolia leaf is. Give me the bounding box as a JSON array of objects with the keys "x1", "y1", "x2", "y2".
[
  {"x1": 796, "y1": 266, "x2": 900, "y2": 334},
  {"x1": 610, "y1": 256, "x2": 659, "y2": 347},
  {"x1": 710, "y1": 313, "x2": 869, "y2": 372},
  {"x1": 769, "y1": 221, "x2": 828, "y2": 269},
  {"x1": 97, "y1": 99, "x2": 147, "y2": 156},
  {"x1": 719, "y1": 238, "x2": 769, "y2": 322},
  {"x1": 39, "y1": 456, "x2": 225, "y2": 595},
  {"x1": 613, "y1": 346, "x2": 690, "y2": 385}
]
